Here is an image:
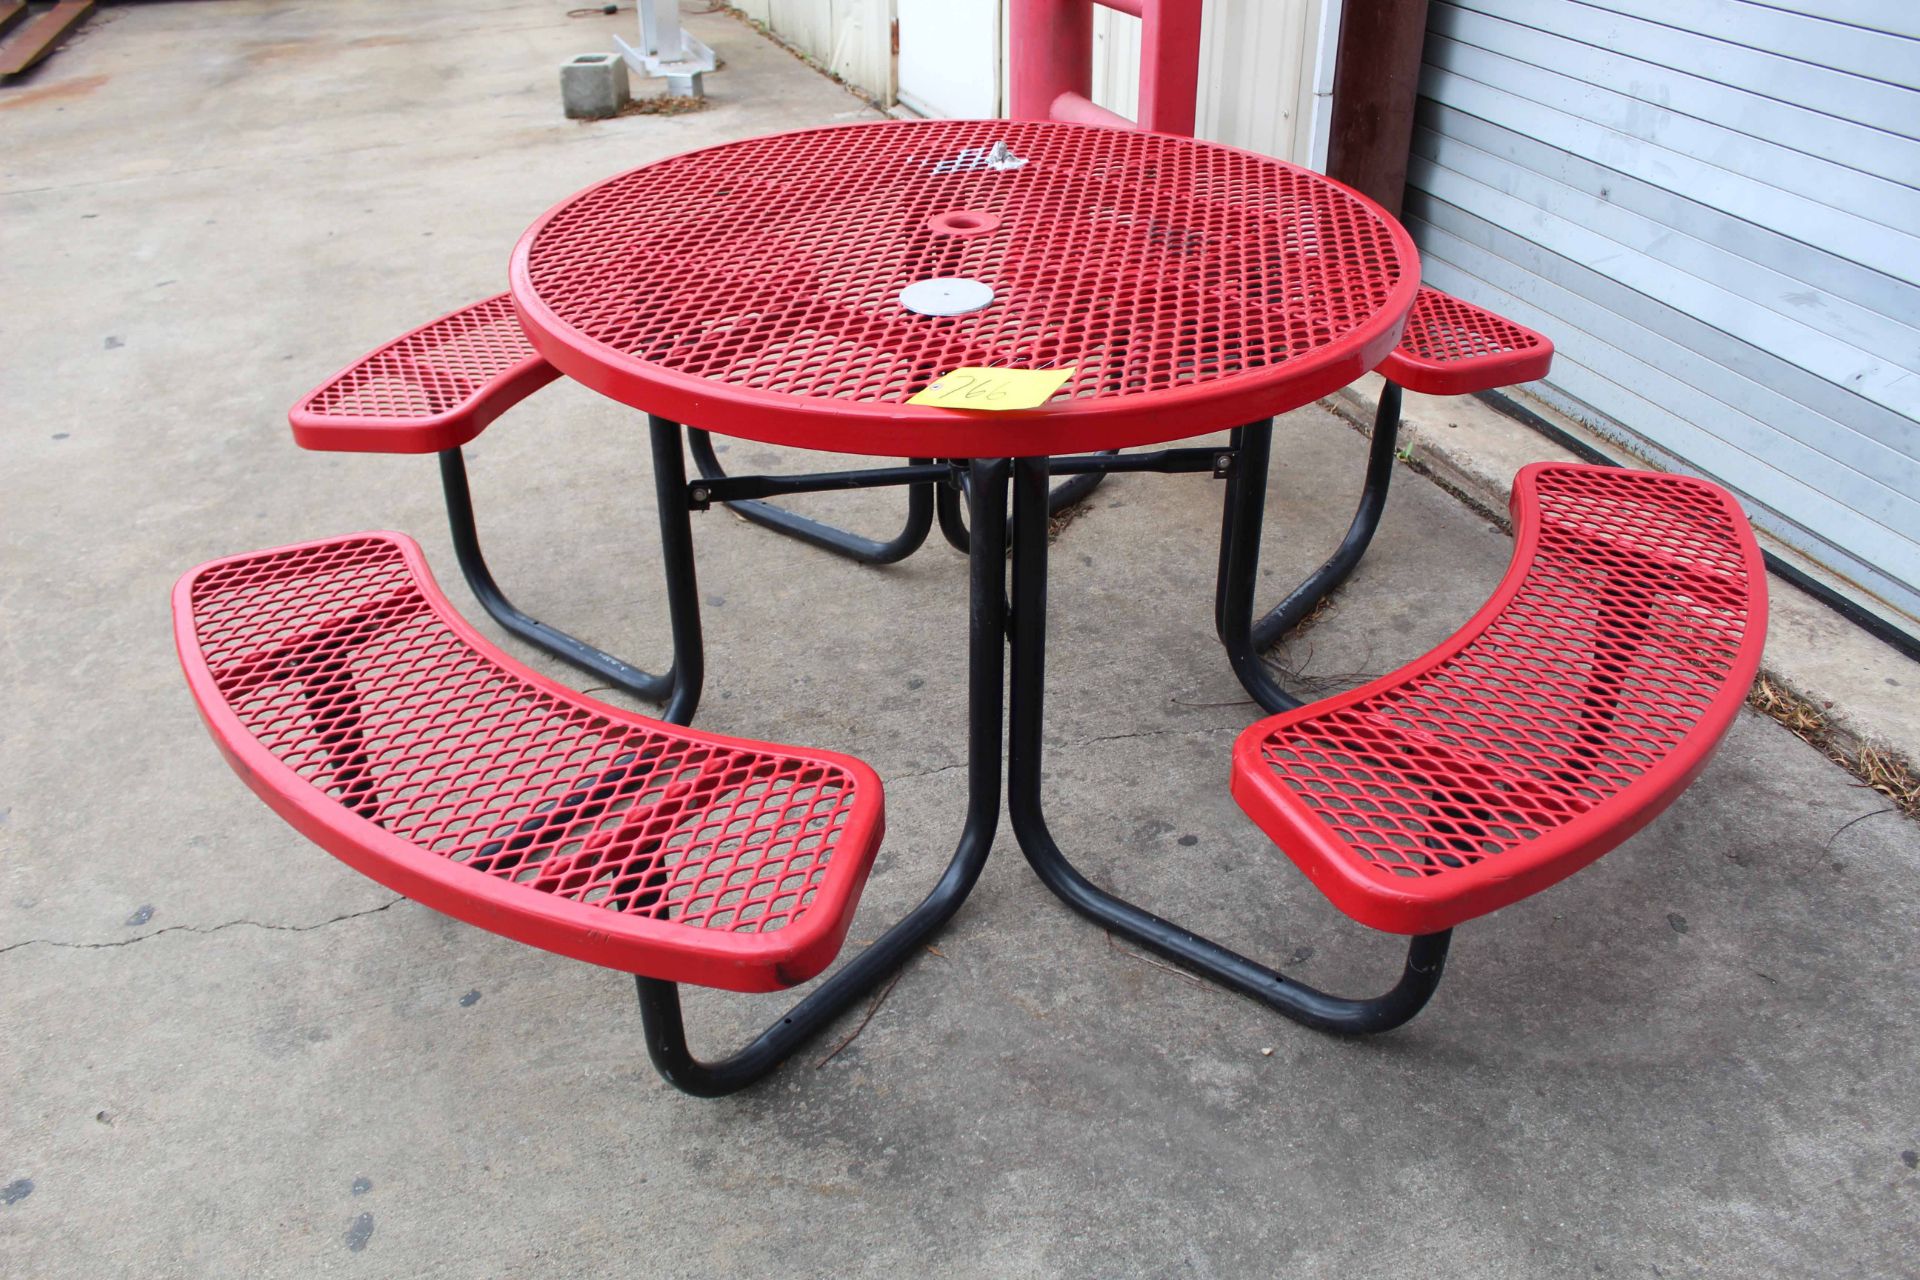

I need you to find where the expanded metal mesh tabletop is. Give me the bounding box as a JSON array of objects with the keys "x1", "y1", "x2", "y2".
[{"x1": 511, "y1": 120, "x2": 1420, "y2": 457}]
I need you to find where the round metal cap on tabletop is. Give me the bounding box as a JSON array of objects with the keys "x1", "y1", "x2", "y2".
[
  {"x1": 510, "y1": 119, "x2": 1421, "y2": 458},
  {"x1": 899, "y1": 276, "x2": 995, "y2": 316}
]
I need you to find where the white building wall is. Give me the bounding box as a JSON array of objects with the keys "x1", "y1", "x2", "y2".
[
  {"x1": 890, "y1": 0, "x2": 1334, "y2": 167},
  {"x1": 1091, "y1": 0, "x2": 1337, "y2": 166},
  {"x1": 733, "y1": 0, "x2": 895, "y2": 105}
]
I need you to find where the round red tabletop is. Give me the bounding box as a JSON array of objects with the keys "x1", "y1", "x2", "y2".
[{"x1": 510, "y1": 119, "x2": 1420, "y2": 458}]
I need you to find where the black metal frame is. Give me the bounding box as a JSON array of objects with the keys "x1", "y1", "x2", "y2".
[
  {"x1": 1006, "y1": 453, "x2": 1451, "y2": 1035},
  {"x1": 435, "y1": 383, "x2": 1397, "y2": 722},
  {"x1": 1252, "y1": 381, "x2": 1401, "y2": 651},
  {"x1": 685, "y1": 428, "x2": 938, "y2": 565},
  {"x1": 686, "y1": 424, "x2": 1115, "y2": 562},
  {"x1": 1214, "y1": 382, "x2": 1404, "y2": 714},
  {"x1": 624, "y1": 424, "x2": 1442, "y2": 1094},
  {"x1": 439, "y1": 429, "x2": 704, "y2": 724},
  {"x1": 302, "y1": 310, "x2": 1456, "y2": 1096},
  {"x1": 633, "y1": 458, "x2": 1011, "y2": 1096},
  {"x1": 431, "y1": 389, "x2": 1425, "y2": 1091},
  {"x1": 935, "y1": 451, "x2": 1121, "y2": 554}
]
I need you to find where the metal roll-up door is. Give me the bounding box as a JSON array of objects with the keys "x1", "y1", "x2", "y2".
[{"x1": 1404, "y1": 0, "x2": 1920, "y2": 642}]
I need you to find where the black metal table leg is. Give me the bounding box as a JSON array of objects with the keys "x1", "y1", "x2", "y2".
[
  {"x1": 1213, "y1": 420, "x2": 1312, "y2": 714},
  {"x1": 633, "y1": 458, "x2": 1011, "y2": 1096},
  {"x1": 936, "y1": 452, "x2": 1117, "y2": 554},
  {"x1": 440, "y1": 446, "x2": 685, "y2": 706},
  {"x1": 685, "y1": 428, "x2": 936, "y2": 565},
  {"x1": 1006, "y1": 454, "x2": 1451, "y2": 1035},
  {"x1": 1213, "y1": 425, "x2": 1245, "y2": 643},
  {"x1": 646, "y1": 417, "x2": 705, "y2": 726},
  {"x1": 1248, "y1": 381, "x2": 1403, "y2": 651},
  {"x1": 935, "y1": 474, "x2": 972, "y2": 554}
]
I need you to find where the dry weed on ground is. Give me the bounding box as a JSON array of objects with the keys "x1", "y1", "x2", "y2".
[{"x1": 1748, "y1": 674, "x2": 1919, "y2": 817}]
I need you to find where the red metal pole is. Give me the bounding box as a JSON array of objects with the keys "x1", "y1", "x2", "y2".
[
  {"x1": 1008, "y1": 0, "x2": 1095, "y2": 123},
  {"x1": 1007, "y1": 0, "x2": 1200, "y2": 137},
  {"x1": 1137, "y1": 0, "x2": 1201, "y2": 136}
]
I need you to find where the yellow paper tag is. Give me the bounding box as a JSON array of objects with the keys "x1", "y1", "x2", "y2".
[{"x1": 908, "y1": 367, "x2": 1076, "y2": 411}]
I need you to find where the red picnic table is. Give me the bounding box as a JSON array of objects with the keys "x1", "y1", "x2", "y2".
[{"x1": 178, "y1": 119, "x2": 1764, "y2": 1096}]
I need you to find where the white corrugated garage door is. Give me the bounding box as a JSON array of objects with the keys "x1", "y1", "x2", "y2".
[{"x1": 1405, "y1": 0, "x2": 1920, "y2": 641}]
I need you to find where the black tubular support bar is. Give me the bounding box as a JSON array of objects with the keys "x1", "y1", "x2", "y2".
[
  {"x1": 439, "y1": 446, "x2": 684, "y2": 707},
  {"x1": 688, "y1": 462, "x2": 959, "y2": 506},
  {"x1": 645, "y1": 418, "x2": 706, "y2": 727},
  {"x1": 1049, "y1": 447, "x2": 1234, "y2": 477},
  {"x1": 1249, "y1": 382, "x2": 1401, "y2": 650},
  {"x1": 684, "y1": 446, "x2": 1225, "y2": 509},
  {"x1": 1004, "y1": 453, "x2": 1452, "y2": 1035},
  {"x1": 1215, "y1": 420, "x2": 1308, "y2": 714},
  {"x1": 683, "y1": 427, "x2": 938, "y2": 566},
  {"x1": 934, "y1": 449, "x2": 1121, "y2": 555},
  {"x1": 633, "y1": 458, "x2": 1012, "y2": 1096}
]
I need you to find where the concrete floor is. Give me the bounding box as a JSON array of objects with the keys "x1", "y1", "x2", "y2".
[{"x1": 4, "y1": 4, "x2": 1917, "y2": 1276}]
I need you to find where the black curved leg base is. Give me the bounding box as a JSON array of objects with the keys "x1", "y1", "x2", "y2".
[
  {"x1": 1009, "y1": 836, "x2": 1451, "y2": 1034},
  {"x1": 1248, "y1": 381, "x2": 1402, "y2": 651},
  {"x1": 633, "y1": 458, "x2": 1011, "y2": 1096},
  {"x1": 634, "y1": 803, "x2": 995, "y2": 1097},
  {"x1": 685, "y1": 428, "x2": 935, "y2": 565},
  {"x1": 1007, "y1": 453, "x2": 1449, "y2": 1035},
  {"x1": 439, "y1": 446, "x2": 683, "y2": 708}
]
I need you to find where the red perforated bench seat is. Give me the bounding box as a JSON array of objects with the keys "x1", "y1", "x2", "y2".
[
  {"x1": 173, "y1": 533, "x2": 883, "y2": 992},
  {"x1": 290, "y1": 294, "x2": 558, "y2": 454},
  {"x1": 1233, "y1": 463, "x2": 1767, "y2": 935},
  {"x1": 1379, "y1": 286, "x2": 1553, "y2": 396}
]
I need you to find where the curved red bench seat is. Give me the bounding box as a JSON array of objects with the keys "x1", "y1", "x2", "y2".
[
  {"x1": 1233, "y1": 463, "x2": 1767, "y2": 936},
  {"x1": 174, "y1": 533, "x2": 883, "y2": 992},
  {"x1": 1379, "y1": 286, "x2": 1554, "y2": 396},
  {"x1": 289, "y1": 294, "x2": 559, "y2": 454}
]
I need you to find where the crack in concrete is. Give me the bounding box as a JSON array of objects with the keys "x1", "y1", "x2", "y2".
[
  {"x1": 884, "y1": 761, "x2": 968, "y2": 784},
  {"x1": 1068, "y1": 723, "x2": 1243, "y2": 750},
  {"x1": 3, "y1": 731, "x2": 1241, "y2": 956},
  {"x1": 0, "y1": 897, "x2": 406, "y2": 957}
]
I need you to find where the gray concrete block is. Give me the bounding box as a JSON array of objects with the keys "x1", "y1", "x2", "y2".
[{"x1": 560, "y1": 51, "x2": 629, "y2": 119}]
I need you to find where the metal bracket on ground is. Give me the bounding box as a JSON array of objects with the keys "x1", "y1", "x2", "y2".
[{"x1": 614, "y1": 0, "x2": 716, "y2": 98}]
